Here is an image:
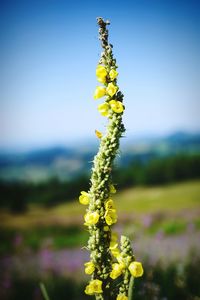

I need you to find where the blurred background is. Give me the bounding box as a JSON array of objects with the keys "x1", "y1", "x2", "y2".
[{"x1": 0, "y1": 0, "x2": 200, "y2": 299}]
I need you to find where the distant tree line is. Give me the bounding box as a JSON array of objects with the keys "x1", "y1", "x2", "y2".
[
  {"x1": 0, "y1": 154, "x2": 200, "y2": 213},
  {"x1": 113, "y1": 153, "x2": 200, "y2": 188},
  {"x1": 0, "y1": 175, "x2": 89, "y2": 213}
]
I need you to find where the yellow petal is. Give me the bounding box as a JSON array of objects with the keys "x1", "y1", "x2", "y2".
[
  {"x1": 109, "y1": 241, "x2": 118, "y2": 250},
  {"x1": 116, "y1": 255, "x2": 126, "y2": 269},
  {"x1": 105, "y1": 199, "x2": 115, "y2": 210},
  {"x1": 97, "y1": 76, "x2": 107, "y2": 83},
  {"x1": 117, "y1": 294, "x2": 128, "y2": 300},
  {"x1": 109, "y1": 100, "x2": 124, "y2": 113},
  {"x1": 79, "y1": 191, "x2": 90, "y2": 205},
  {"x1": 111, "y1": 247, "x2": 120, "y2": 258},
  {"x1": 96, "y1": 65, "x2": 107, "y2": 78},
  {"x1": 105, "y1": 209, "x2": 117, "y2": 225},
  {"x1": 85, "y1": 285, "x2": 93, "y2": 295},
  {"x1": 98, "y1": 102, "x2": 110, "y2": 117},
  {"x1": 96, "y1": 65, "x2": 107, "y2": 83},
  {"x1": 106, "y1": 83, "x2": 118, "y2": 97},
  {"x1": 110, "y1": 263, "x2": 123, "y2": 279},
  {"x1": 128, "y1": 261, "x2": 144, "y2": 278},
  {"x1": 84, "y1": 261, "x2": 95, "y2": 274},
  {"x1": 94, "y1": 86, "x2": 106, "y2": 99},
  {"x1": 109, "y1": 69, "x2": 118, "y2": 81},
  {"x1": 111, "y1": 231, "x2": 118, "y2": 242},
  {"x1": 84, "y1": 211, "x2": 100, "y2": 226},
  {"x1": 87, "y1": 279, "x2": 103, "y2": 294}
]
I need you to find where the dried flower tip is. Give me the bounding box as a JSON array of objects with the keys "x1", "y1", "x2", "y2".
[{"x1": 95, "y1": 129, "x2": 103, "y2": 139}]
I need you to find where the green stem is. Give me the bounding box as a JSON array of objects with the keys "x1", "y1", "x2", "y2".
[
  {"x1": 40, "y1": 282, "x2": 50, "y2": 300},
  {"x1": 128, "y1": 276, "x2": 134, "y2": 300}
]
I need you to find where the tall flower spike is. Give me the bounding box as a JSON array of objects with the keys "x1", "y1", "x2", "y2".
[{"x1": 80, "y1": 17, "x2": 143, "y2": 300}]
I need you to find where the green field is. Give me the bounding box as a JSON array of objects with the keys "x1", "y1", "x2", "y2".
[
  {"x1": 115, "y1": 179, "x2": 200, "y2": 212},
  {"x1": 1, "y1": 179, "x2": 200, "y2": 229}
]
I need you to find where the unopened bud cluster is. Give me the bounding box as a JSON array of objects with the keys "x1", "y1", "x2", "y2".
[{"x1": 78, "y1": 17, "x2": 143, "y2": 300}]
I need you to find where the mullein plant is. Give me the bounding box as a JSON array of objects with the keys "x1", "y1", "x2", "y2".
[{"x1": 79, "y1": 17, "x2": 143, "y2": 300}]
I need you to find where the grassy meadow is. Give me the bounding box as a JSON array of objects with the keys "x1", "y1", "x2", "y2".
[
  {"x1": 1, "y1": 179, "x2": 200, "y2": 228},
  {"x1": 0, "y1": 179, "x2": 200, "y2": 299}
]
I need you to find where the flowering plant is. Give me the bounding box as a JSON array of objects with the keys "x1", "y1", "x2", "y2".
[{"x1": 79, "y1": 17, "x2": 143, "y2": 300}]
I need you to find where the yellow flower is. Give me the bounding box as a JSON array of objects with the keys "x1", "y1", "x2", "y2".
[
  {"x1": 128, "y1": 261, "x2": 144, "y2": 278},
  {"x1": 109, "y1": 184, "x2": 116, "y2": 193},
  {"x1": 96, "y1": 65, "x2": 107, "y2": 83},
  {"x1": 109, "y1": 241, "x2": 118, "y2": 250},
  {"x1": 109, "y1": 100, "x2": 124, "y2": 113},
  {"x1": 110, "y1": 263, "x2": 124, "y2": 279},
  {"x1": 111, "y1": 231, "x2": 118, "y2": 242},
  {"x1": 111, "y1": 247, "x2": 120, "y2": 258},
  {"x1": 109, "y1": 233, "x2": 120, "y2": 256},
  {"x1": 95, "y1": 129, "x2": 103, "y2": 139},
  {"x1": 84, "y1": 211, "x2": 99, "y2": 226},
  {"x1": 85, "y1": 279, "x2": 103, "y2": 295},
  {"x1": 117, "y1": 294, "x2": 128, "y2": 300},
  {"x1": 98, "y1": 102, "x2": 110, "y2": 116},
  {"x1": 79, "y1": 191, "x2": 90, "y2": 205},
  {"x1": 105, "y1": 199, "x2": 115, "y2": 210},
  {"x1": 105, "y1": 209, "x2": 117, "y2": 225},
  {"x1": 84, "y1": 261, "x2": 95, "y2": 274},
  {"x1": 109, "y1": 69, "x2": 118, "y2": 81},
  {"x1": 94, "y1": 86, "x2": 106, "y2": 99},
  {"x1": 106, "y1": 83, "x2": 118, "y2": 97}
]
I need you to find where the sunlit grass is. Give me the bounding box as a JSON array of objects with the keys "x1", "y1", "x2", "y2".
[
  {"x1": 115, "y1": 179, "x2": 200, "y2": 213},
  {"x1": 1, "y1": 180, "x2": 200, "y2": 229}
]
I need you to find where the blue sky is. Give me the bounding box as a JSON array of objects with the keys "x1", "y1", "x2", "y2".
[{"x1": 0, "y1": 0, "x2": 199, "y2": 150}]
